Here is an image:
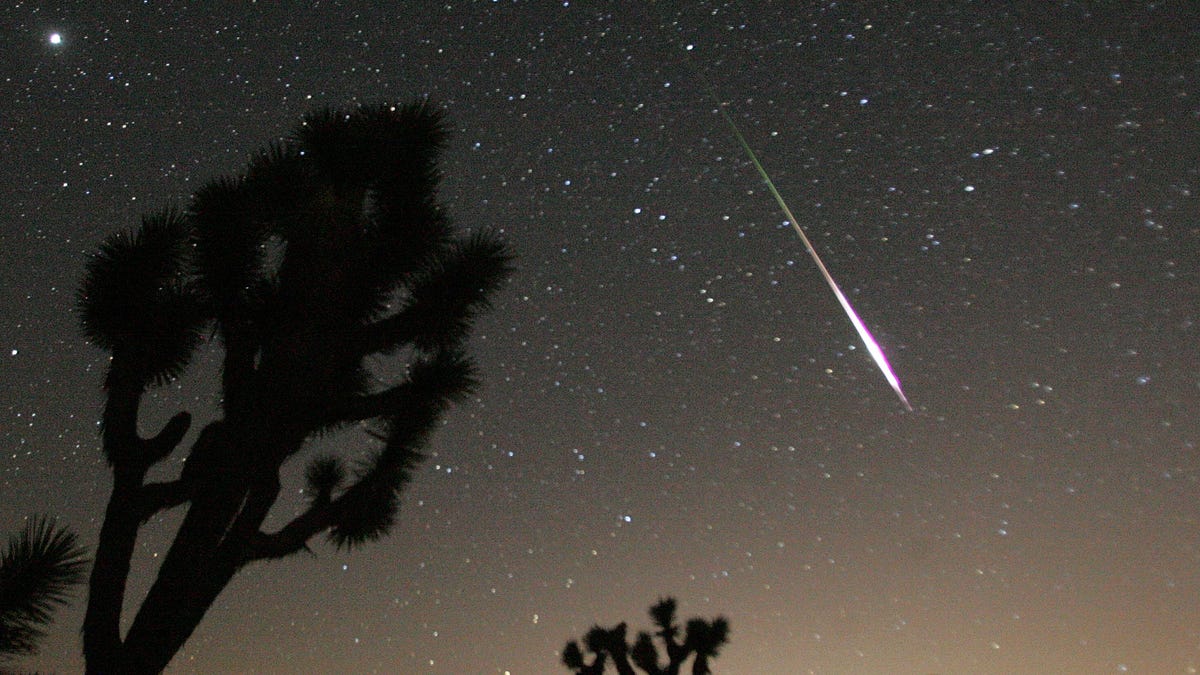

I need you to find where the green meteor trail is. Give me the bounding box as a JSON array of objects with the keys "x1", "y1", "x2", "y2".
[{"x1": 712, "y1": 98, "x2": 913, "y2": 412}]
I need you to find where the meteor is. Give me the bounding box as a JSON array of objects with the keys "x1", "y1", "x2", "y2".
[{"x1": 712, "y1": 97, "x2": 913, "y2": 412}]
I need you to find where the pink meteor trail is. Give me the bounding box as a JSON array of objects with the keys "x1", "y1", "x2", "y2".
[{"x1": 714, "y1": 101, "x2": 913, "y2": 412}]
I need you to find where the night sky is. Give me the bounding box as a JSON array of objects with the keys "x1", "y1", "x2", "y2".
[{"x1": 4, "y1": 2, "x2": 1199, "y2": 673}]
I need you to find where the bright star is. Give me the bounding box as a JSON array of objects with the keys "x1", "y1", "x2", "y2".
[{"x1": 48, "y1": 32, "x2": 63, "y2": 46}]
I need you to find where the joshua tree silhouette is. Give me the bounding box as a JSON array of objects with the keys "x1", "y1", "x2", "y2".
[
  {"x1": 563, "y1": 598, "x2": 730, "y2": 675},
  {"x1": 76, "y1": 101, "x2": 511, "y2": 674},
  {"x1": 0, "y1": 516, "x2": 88, "y2": 663}
]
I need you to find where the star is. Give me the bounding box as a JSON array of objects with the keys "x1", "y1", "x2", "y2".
[{"x1": 48, "y1": 32, "x2": 63, "y2": 46}]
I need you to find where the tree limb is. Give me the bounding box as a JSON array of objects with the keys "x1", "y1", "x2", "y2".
[
  {"x1": 142, "y1": 411, "x2": 192, "y2": 466},
  {"x1": 100, "y1": 360, "x2": 191, "y2": 470},
  {"x1": 243, "y1": 502, "x2": 333, "y2": 563},
  {"x1": 136, "y1": 480, "x2": 192, "y2": 521}
]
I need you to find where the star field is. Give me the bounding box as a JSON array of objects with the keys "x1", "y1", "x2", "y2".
[{"x1": 3, "y1": 2, "x2": 1199, "y2": 673}]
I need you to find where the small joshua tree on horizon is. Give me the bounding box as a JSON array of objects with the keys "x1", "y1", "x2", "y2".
[
  {"x1": 563, "y1": 597, "x2": 730, "y2": 675},
  {"x1": 77, "y1": 101, "x2": 512, "y2": 674}
]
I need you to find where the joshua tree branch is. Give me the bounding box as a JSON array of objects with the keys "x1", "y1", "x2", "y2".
[
  {"x1": 243, "y1": 452, "x2": 406, "y2": 563},
  {"x1": 136, "y1": 480, "x2": 192, "y2": 520},
  {"x1": 243, "y1": 502, "x2": 333, "y2": 563},
  {"x1": 100, "y1": 358, "x2": 191, "y2": 471},
  {"x1": 143, "y1": 411, "x2": 192, "y2": 465}
]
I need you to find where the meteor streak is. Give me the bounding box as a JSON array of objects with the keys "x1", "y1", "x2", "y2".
[{"x1": 712, "y1": 98, "x2": 913, "y2": 412}]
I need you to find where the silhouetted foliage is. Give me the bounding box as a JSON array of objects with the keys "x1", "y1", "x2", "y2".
[
  {"x1": 563, "y1": 598, "x2": 730, "y2": 675},
  {"x1": 0, "y1": 517, "x2": 88, "y2": 662},
  {"x1": 76, "y1": 101, "x2": 512, "y2": 674}
]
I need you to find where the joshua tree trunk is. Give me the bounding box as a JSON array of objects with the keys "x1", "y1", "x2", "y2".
[{"x1": 82, "y1": 471, "x2": 145, "y2": 674}]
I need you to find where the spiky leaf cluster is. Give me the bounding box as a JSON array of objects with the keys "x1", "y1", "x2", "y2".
[
  {"x1": 649, "y1": 597, "x2": 678, "y2": 637},
  {"x1": 325, "y1": 443, "x2": 422, "y2": 549},
  {"x1": 324, "y1": 351, "x2": 474, "y2": 548},
  {"x1": 0, "y1": 517, "x2": 88, "y2": 659},
  {"x1": 684, "y1": 617, "x2": 730, "y2": 658},
  {"x1": 188, "y1": 176, "x2": 272, "y2": 324},
  {"x1": 304, "y1": 456, "x2": 345, "y2": 505},
  {"x1": 77, "y1": 210, "x2": 204, "y2": 387},
  {"x1": 400, "y1": 230, "x2": 513, "y2": 352}
]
